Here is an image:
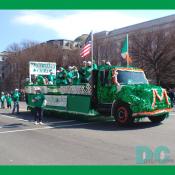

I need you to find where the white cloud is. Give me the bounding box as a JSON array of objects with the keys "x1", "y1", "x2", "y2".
[{"x1": 13, "y1": 11, "x2": 148, "y2": 40}]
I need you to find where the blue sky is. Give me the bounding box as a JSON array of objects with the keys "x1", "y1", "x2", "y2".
[{"x1": 1, "y1": 10, "x2": 175, "y2": 52}]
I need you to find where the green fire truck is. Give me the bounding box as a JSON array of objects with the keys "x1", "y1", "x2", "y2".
[{"x1": 25, "y1": 65, "x2": 173, "y2": 126}]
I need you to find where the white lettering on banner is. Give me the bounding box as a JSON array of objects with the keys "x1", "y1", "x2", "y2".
[
  {"x1": 45, "y1": 95, "x2": 67, "y2": 107},
  {"x1": 29, "y1": 61, "x2": 56, "y2": 75}
]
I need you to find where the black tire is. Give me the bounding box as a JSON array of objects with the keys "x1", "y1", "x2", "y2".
[
  {"x1": 148, "y1": 114, "x2": 166, "y2": 123},
  {"x1": 114, "y1": 103, "x2": 133, "y2": 126}
]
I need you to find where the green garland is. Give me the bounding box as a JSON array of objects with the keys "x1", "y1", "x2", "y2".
[{"x1": 116, "y1": 84, "x2": 172, "y2": 113}]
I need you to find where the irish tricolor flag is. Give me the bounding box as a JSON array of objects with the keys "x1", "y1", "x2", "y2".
[
  {"x1": 121, "y1": 34, "x2": 132, "y2": 66},
  {"x1": 121, "y1": 34, "x2": 129, "y2": 59}
]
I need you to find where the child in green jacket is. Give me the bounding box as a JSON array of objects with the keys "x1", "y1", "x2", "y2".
[{"x1": 6, "y1": 93, "x2": 12, "y2": 109}]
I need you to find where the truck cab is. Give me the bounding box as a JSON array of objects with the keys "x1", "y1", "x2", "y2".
[{"x1": 94, "y1": 66, "x2": 173, "y2": 126}]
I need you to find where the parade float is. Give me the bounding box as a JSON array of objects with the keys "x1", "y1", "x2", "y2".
[{"x1": 25, "y1": 61, "x2": 173, "y2": 126}]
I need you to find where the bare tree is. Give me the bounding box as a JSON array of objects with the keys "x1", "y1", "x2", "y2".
[
  {"x1": 1, "y1": 40, "x2": 82, "y2": 91},
  {"x1": 130, "y1": 29, "x2": 175, "y2": 86},
  {"x1": 93, "y1": 36, "x2": 121, "y2": 65}
]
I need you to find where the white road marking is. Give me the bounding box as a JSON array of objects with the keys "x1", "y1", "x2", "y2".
[
  {"x1": 0, "y1": 126, "x2": 52, "y2": 134},
  {"x1": 0, "y1": 114, "x2": 75, "y2": 124},
  {"x1": 45, "y1": 120, "x2": 75, "y2": 125},
  {"x1": 0, "y1": 122, "x2": 90, "y2": 134},
  {"x1": 0, "y1": 114, "x2": 29, "y2": 122}
]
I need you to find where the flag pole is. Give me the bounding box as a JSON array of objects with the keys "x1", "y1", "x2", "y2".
[
  {"x1": 126, "y1": 34, "x2": 129, "y2": 67},
  {"x1": 29, "y1": 61, "x2": 32, "y2": 83},
  {"x1": 91, "y1": 31, "x2": 94, "y2": 68}
]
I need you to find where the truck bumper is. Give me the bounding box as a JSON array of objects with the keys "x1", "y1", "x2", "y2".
[{"x1": 132, "y1": 108, "x2": 173, "y2": 117}]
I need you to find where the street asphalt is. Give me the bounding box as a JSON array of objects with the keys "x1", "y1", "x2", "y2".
[{"x1": 0, "y1": 102, "x2": 174, "y2": 165}]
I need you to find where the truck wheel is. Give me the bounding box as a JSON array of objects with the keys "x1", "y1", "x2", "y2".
[
  {"x1": 114, "y1": 104, "x2": 133, "y2": 126},
  {"x1": 148, "y1": 115, "x2": 166, "y2": 123}
]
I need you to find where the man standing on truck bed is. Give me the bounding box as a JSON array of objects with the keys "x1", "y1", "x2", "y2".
[
  {"x1": 84, "y1": 61, "x2": 93, "y2": 83},
  {"x1": 47, "y1": 71, "x2": 55, "y2": 85},
  {"x1": 56, "y1": 67, "x2": 68, "y2": 85},
  {"x1": 67, "y1": 66, "x2": 74, "y2": 84},
  {"x1": 72, "y1": 66, "x2": 80, "y2": 85},
  {"x1": 79, "y1": 61, "x2": 87, "y2": 83}
]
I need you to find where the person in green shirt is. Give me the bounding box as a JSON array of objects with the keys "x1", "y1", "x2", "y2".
[
  {"x1": 84, "y1": 61, "x2": 93, "y2": 83},
  {"x1": 47, "y1": 71, "x2": 55, "y2": 85},
  {"x1": 99, "y1": 60, "x2": 111, "y2": 69},
  {"x1": 56, "y1": 70, "x2": 61, "y2": 85},
  {"x1": 98, "y1": 59, "x2": 107, "y2": 69},
  {"x1": 32, "y1": 87, "x2": 46, "y2": 125},
  {"x1": 98, "y1": 60, "x2": 111, "y2": 69},
  {"x1": 92, "y1": 60, "x2": 98, "y2": 70},
  {"x1": 67, "y1": 66, "x2": 74, "y2": 84},
  {"x1": 6, "y1": 93, "x2": 12, "y2": 109},
  {"x1": 79, "y1": 61, "x2": 87, "y2": 83},
  {"x1": 36, "y1": 75, "x2": 45, "y2": 85},
  {"x1": 12, "y1": 89, "x2": 20, "y2": 114},
  {"x1": 61, "y1": 71, "x2": 68, "y2": 85},
  {"x1": 56, "y1": 67, "x2": 68, "y2": 86},
  {"x1": 1, "y1": 92, "x2": 5, "y2": 109},
  {"x1": 72, "y1": 66, "x2": 80, "y2": 85}
]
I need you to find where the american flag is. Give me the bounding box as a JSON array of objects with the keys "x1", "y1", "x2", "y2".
[{"x1": 80, "y1": 32, "x2": 92, "y2": 58}]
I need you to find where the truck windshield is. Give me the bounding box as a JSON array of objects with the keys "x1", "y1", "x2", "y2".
[{"x1": 117, "y1": 70, "x2": 148, "y2": 85}]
